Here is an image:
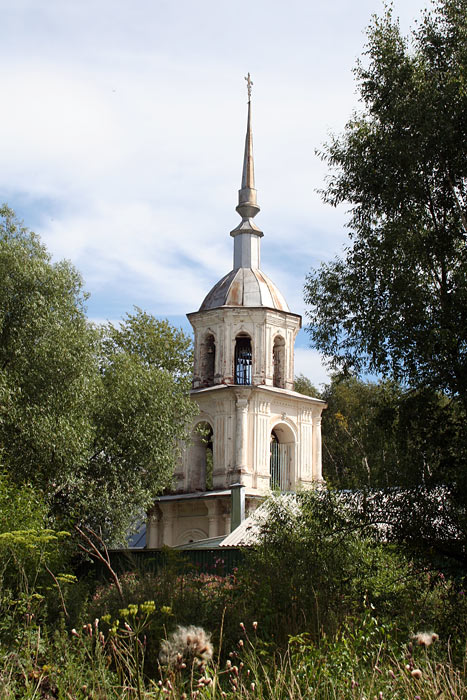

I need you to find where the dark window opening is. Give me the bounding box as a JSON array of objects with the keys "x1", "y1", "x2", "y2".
[
  {"x1": 270, "y1": 431, "x2": 280, "y2": 489},
  {"x1": 191, "y1": 422, "x2": 214, "y2": 491},
  {"x1": 200, "y1": 423, "x2": 214, "y2": 490},
  {"x1": 235, "y1": 336, "x2": 252, "y2": 385}
]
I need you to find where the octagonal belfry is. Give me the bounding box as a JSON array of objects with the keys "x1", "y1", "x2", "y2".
[{"x1": 147, "y1": 82, "x2": 326, "y2": 548}]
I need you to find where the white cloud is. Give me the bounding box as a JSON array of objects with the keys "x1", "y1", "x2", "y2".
[
  {"x1": 294, "y1": 348, "x2": 330, "y2": 388},
  {"x1": 1, "y1": 0, "x2": 429, "y2": 321}
]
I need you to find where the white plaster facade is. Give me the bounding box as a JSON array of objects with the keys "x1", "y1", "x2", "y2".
[{"x1": 146, "y1": 91, "x2": 326, "y2": 548}]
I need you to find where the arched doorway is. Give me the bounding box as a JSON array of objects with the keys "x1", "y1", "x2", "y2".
[{"x1": 270, "y1": 423, "x2": 295, "y2": 491}]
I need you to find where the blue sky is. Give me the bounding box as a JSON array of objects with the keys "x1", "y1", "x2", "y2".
[{"x1": 2, "y1": 0, "x2": 428, "y2": 387}]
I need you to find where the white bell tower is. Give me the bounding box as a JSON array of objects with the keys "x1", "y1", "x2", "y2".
[{"x1": 147, "y1": 77, "x2": 326, "y2": 548}]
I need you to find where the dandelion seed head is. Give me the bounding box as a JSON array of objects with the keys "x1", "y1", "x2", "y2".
[
  {"x1": 413, "y1": 631, "x2": 439, "y2": 647},
  {"x1": 159, "y1": 625, "x2": 213, "y2": 669}
]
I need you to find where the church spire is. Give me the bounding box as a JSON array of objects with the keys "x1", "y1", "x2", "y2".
[
  {"x1": 236, "y1": 73, "x2": 260, "y2": 220},
  {"x1": 231, "y1": 74, "x2": 263, "y2": 270}
]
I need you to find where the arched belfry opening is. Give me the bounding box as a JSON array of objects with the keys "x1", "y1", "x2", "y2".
[
  {"x1": 200, "y1": 333, "x2": 216, "y2": 386},
  {"x1": 270, "y1": 424, "x2": 295, "y2": 491},
  {"x1": 273, "y1": 335, "x2": 285, "y2": 388},
  {"x1": 235, "y1": 334, "x2": 252, "y2": 385},
  {"x1": 189, "y1": 421, "x2": 213, "y2": 491}
]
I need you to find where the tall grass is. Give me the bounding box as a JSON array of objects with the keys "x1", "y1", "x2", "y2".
[{"x1": 1, "y1": 605, "x2": 466, "y2": 698}]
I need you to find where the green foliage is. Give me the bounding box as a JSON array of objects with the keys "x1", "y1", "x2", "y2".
[
  {"x1": 0, "y1": 471, "x2": 67, "y2": 585},
  {"x1": 87, "y1": 565, "x2": 237, "y2": 659},
  {"x1": 0, "y1": 471, "x2": 74, "y2": 654},
  {"x1": 318, "y1": 373, "x2": 467, "y2": 490},
  {"x1": 0, "y1": 206, "x2": 196, "y2": 542},
  {"x1": 1, "y1": 611, "x2": 465, "y2": 698},
  {"x1": 235, "y1": 490, "x2": 463, "y2": 647},
  {"x1": 293, "y1": 373, "x2": 321, "y2": 398},
  {"x1": 0, "y1": 204, "x2": 98, "y2": 499},
  {"x1": 320, "y1": 374, "x2": 402, "y2": 487},
  {"x1": 305, "y1": 0, "x2": 467, "y2": 404},
  {"x1": 86, "y1": 309, "x2": 197, "y2": 539}
]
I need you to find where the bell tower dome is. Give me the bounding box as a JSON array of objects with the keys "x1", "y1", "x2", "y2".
[{"x1": 146, "y1": 77, "x2": 326, "y2": 549}]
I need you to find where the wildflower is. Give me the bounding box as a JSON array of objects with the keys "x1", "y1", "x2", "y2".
[
  {"x1": 252, "y1": 621, "x2": 258, "y2": 630},
  {"x1": 240, "y1": 622, "x2": 245, "y2": 632},
  {"x1": 94, "y1": 618, "x2": 99, "y2": 630},
  {"x1": 251, "y1": 682, "x2": 255, "y2": 691},
  {"x1": 71, "y1": 628, "x2": 79, "y2": 637},
  {"x1": 411, "y1": 669, "x2": 422, "y2": 680},
  {"x1": 413, "y1": 631, "x2": 439, "y2": 647},
  {"x1": 238, "y1": 639, "x2": 244, "y2": 647},
  {"x1": 388, "y1": 669, "x2": 396, "y2": 679},
  {"x1": 159, "y1": 625, "x2": 213, "y2": 669},
  {"x1": 140, "y1": 600, "x2": 156, "y2": 614}
]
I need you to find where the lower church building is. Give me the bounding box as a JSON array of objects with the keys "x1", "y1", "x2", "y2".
[{"x1": 146, "y1": 81, "x2": 326, "y2": 548}]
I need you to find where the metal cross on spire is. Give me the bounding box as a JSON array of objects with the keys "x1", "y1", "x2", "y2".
[{"x1": 244, "y1": 72, "x2": 253, "y2": 101}]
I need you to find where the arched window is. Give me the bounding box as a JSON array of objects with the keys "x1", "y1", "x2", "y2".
[
  {"x1": 202, "y1": 424, "x2": 214, "y2": 490},
  {"x1": 201, "y1": 333, "x2": 215, "y2": 386},
  {"x1": 273, "y1": 336, "x2": 285, "y2": 388},
  {"x1": 235, "y1": 335, "x2": 252, "y2": 385},
  {"x1": 189, "y1": 421, "x2": 214, "y2": 491}
]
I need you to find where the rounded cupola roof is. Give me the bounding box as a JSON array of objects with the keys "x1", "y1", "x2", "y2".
[{"x1": 200, "y1": 267, "x2": 290, "y2": 312}]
